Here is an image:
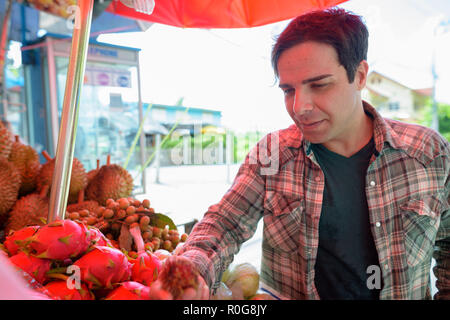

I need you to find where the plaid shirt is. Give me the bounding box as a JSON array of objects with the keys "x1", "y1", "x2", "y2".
[{"x1": 179, "y1": 102, "x2": 450, "y2": 300}]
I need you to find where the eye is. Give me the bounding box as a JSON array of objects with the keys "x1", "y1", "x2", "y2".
[
  {"x1": 311, "y1": 83, "x2": 327, "y2": 89},
  {"x1": 282, "y1": 88, "x2": 294, "y2": 95}
]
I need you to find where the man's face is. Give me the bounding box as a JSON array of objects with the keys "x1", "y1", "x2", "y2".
[{"x1": 277, "y1": 41, "x2": 367, "y2": 145}]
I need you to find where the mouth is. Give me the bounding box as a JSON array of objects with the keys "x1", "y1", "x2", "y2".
[{"x1": 300, "y1": 120, "x2": 325, "y2": 129}]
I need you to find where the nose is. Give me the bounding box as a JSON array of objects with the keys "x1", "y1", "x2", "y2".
[{"x1": 292, "y1": 90, "x2": 313, "y2": 116}]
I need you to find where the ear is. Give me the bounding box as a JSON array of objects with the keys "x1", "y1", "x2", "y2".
[{"x1": 355, "y1": 60, "x2": 369, "y2": 90}]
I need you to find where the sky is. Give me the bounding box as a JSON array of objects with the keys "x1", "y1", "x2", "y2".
[{"x1": 96, "y1": 0, "x2": 450, "y2": 133}]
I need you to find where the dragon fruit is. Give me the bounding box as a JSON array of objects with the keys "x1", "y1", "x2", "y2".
[
  {"x1": 9, "y1": 251, "x2": 52, "y2": 285},
  {"x1": 29, "y1": 220, "x2": 90, "y2": 260},
  {"x1": 130, "y1": 251, "x2": 162, "y2": 286},
  {"x1": 87, "y1": 226, "x2": 111, "y2": 247},
  {"x1": 72, "y1": 245, "x2": 132, "y2": 289},
  {"x1": 105, "y1": 281, "x2": 150, "y2": 300},
  {"x1": 44, "y1": 280, "x2": 94, "y2": 300},
  {"x1": 3, "y1": 225, "x2": 39, "y2": 256}
]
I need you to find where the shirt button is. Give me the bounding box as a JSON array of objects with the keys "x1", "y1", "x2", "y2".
[
  {"x1": 430, "y1": 219, "x2": 435, "y2": 226},
  {"x1": 370, "y1": 181, "x2": 376, "y2": 186},
  {"x1": 375, "y1": 222, "x2": 381, "y2": 227},
  {"x1": 384, "y1": 264, "x2": 389, "y2": 270},
  {"x1": 315, "y1": 176, "x2": 321, "y2": 182}
]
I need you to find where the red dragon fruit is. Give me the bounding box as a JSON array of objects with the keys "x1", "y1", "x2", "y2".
[
  {"x1": 44, "y1": 280, "x2": 94, "y2": 300},
  {"x1": 131, "y1": 251, "x2": 162, "y2": 286},
  {"x1": 72, "y1": 246, "x2": 132, "y2": 289},
  {"x1": 87, "y1": 226, "x2": 112, "y2": 247},
  {"x1": 9, "y1": 251, "x2": 52, "y2": 285},
  {"x1": 4, "y1": 225, "x2": 40, "y2": 256},
  {"x1": 29, "y1": 219, "x2": 90, "y2": 260},
  {"x1": 104, "y1": 281, "x2": 150, "y2": 300}
]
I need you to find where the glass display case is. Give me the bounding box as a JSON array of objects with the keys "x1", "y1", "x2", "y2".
[{"x1": 23, "y1": 33, "x2": 146, "y2": 193}]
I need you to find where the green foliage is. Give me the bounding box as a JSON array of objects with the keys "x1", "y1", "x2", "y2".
[{"x1": 417, "y1": 101, "x2": 450, "y2": 141}]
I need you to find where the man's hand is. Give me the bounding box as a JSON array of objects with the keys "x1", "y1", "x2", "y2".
[{"x1": 148, "y1": 256, "x2": 210, "y2": 300}]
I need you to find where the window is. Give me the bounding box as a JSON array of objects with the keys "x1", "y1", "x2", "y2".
[{"x1": 388, "y1": 102, "x2": 400, "y2": 111}]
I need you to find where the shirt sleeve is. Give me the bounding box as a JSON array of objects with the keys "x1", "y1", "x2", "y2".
[
  {"x1": 432, "y1": 142, "x2": 450, "y2": 300},
  {"x1": 177, "y1": 150, "x2": 267, "y2": 289}
]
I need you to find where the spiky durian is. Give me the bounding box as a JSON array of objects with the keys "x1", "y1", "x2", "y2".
[
  {"x1": 0, "y1": 158, "x2": 21, "y2": 224},
  {"x1": 0, "y1": 121, "x2": 13, "y2": 159},
  {"x1": 36, "y1": 151, "x2": 88, "y2": 204},
  {"x1": 85, "y1": 157, "x2": 133, "y2": 206},
  {"x1": 8, "y1": 136, "x2": 41, "y2": 196},
  {"x1": 5, "y1": 191, "x2": 49, "y2": 233}
]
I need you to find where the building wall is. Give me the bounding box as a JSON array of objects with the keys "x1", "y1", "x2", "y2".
[{"x1": 365, "y1": 72, "x2": 416, "y2": 120}]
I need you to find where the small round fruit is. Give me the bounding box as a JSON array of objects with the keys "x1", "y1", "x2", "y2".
[
  {"x1": 107, "y1": 201, "x2": 117, "y2": 210},
  {"x1": 95, "y1": 206, "x2": 106, "y2": 218},
  {"x1": 163, "y1": 240, "x2": 172, "y2": 251},
  {"x1": 142, "y1": 231, "x2": 152, "y2": 240},
  {"x1": 86, "y1": 217, "x2": 97, "y2": 225},
  {"x1": 79, "y1": 209, "x2": 90, "y2": 217},
  {"x1": 181, "y1": 233, "x2": 188, "y2": 242},
  {"x1": 69, "y1": 212, "x2": 80, "y2": 220},
  {"x1": 170, "y1": 234, "x2": 180, "y2": 247},
  {"x1": 126, "y1": 206, "x2": 136, "y2": 216},
  {"x1": 133, "y1": 199, "x2": 141, "y2": 207},
  {"x1": 142, "y1": 199, "x2": 151, "y2": 209},
  {"x1": 152, "y1": 227, "x2": 162, "y2": 238},
  {"x1": 103, "y1": 209, "x2": 114, "y2": 219},
  {"x1": 118, "y1": 198, "x2": 130, "y2": 210},
  {"x1": 125, "y1": 215, "x2": 138, "y2": 225},
  {"x1": 139, "y1": 215, "x2": 150, "y2": 227},
  {"x1": 98, "y1": 221, "x2": 110, "y2": 232},
  {"x1": 116, "y1": 209, "x2": 127, "y2": 220}
]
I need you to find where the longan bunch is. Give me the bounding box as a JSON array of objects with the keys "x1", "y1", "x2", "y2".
[{"x1": 65, "y1": 197, "x2": 188, "y2": 255}]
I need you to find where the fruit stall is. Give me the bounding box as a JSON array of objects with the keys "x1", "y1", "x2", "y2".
[{"x1": 0, "y1": 0, "x2": 347, "y2": 300}]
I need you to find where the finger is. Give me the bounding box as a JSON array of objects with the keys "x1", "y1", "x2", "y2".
[
  {"x1": 149, "y1": 281, "x2": 173, "y2": 300},
  {"x1": 198, "y1": 275, "x2": 210, "y2": 300},
  {"x1": 181, "y1": 288, "x2": 197, "y2": 300}
]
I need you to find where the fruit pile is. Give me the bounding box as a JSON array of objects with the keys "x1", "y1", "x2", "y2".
[
  {"x1": 0, "y1": 219, "x2": 171, "y2": 300},
  {"x1": 0, "y1": 122, "x2": 271, "y2": 300},
  {"x1": 65, "y1": 196, "x2": 188, "y2": 256}
]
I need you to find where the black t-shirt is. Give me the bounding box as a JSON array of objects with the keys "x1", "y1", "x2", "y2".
[{"x1": 311, "y1": 138, "x2": 381, "y2": 300}]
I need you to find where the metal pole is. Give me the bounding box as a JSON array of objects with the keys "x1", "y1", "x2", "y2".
[
  {"x1": 47, "y1": 0, "x2": 95, "y2": 222},
  {"x1": 431, "y1": 27, "x2": 439, "y2": 132},
  {"x1": 136, "y1": 53, "x2": 147, "y2": 194},
  {"x1": 0, "y1": 0, "x2": 12, "y2": 120},
  {"x1": 155, "y1": 133, "x2": 161, "y2": 184}
]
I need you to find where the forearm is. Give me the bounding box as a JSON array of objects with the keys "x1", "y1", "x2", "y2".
[{"x1": 177, "y1": 155, "x2": 266, "y2": 289}]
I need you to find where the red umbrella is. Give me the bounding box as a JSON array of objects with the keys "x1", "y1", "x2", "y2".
[{"x1": 107, "y1": 0, "x2": 348, "y2": 28}]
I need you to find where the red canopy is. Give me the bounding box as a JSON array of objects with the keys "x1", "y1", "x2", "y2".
[{"x1": 106, "y1": 0, "x2": 348, "y2": 28}]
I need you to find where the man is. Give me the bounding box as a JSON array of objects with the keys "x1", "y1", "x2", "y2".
[{"x1": 151, "y1": 8, "x2": 449, "y2": 300}]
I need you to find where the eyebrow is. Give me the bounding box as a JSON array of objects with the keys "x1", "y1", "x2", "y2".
[{"x1": 279, "y1": 74, "x2": 333, "y2": 88}]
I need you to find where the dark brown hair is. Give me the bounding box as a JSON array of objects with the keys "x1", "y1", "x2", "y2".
[{"x1": 271, "y1": 8, "x2": 368, "y2": 83}]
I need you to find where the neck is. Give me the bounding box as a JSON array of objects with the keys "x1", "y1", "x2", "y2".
[{"x1": 322, "y1": 105, "x2": 374, "y2": 158}]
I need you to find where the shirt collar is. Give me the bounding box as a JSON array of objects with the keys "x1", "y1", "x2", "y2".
[{"x1": 282, "y1": 100, "x2": 410, "y2": 158}]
